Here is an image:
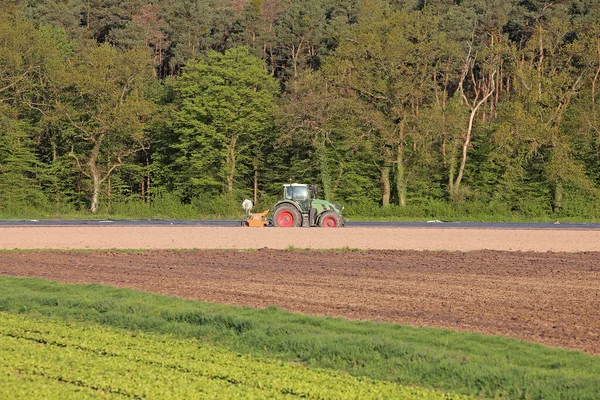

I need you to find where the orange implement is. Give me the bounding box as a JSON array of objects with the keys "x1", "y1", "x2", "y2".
[{"x1": 245, "y1": 210, "x2": 270, "y2": 227}]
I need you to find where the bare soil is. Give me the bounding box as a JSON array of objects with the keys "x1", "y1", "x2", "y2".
[
  {"x1": 1, "y1": 249, "x2": 599, "y2": 355},
  {"x1": 2, "y1": 226, "x2": 600, "y2": 251}
]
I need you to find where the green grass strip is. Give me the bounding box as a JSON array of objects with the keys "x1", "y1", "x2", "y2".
[
  {"x1": 0, "y1": 312, "x2": 458, "y2": 399},
  {"x1": 1, "y1": 277, "x2": 599, "y2": 399}
]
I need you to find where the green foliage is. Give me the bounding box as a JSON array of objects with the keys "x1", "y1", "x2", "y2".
[
  {"x1": 0, "y1": 13, "x2": 70, "y2": 212},
  {"x1": 320, "y1": 0, "x2": 462, "y2": 206},
  {"x1": 56, "y1": 43, "x2": 155, "y2": 212},
  {"x1": 277, "y1": 71, "x2": 381, "y2": 201},
  {"x1": 22, "y1": 0, "x2": 85, "y2": 40},
  {"x1": 0, "y1": 113, "x2": 46, "y2": 209},
  {"x1": 1, "y1": 1, "x2": 600, "y2": 219},
  {"x1": 2, "y1": 277, "x2": 600, "y2": 399},
  {"x1": 159, "y1": 46, "x2": 278, "y2": 200},
  {"x1": 1, "y1": 312, "x2": 449, "y2": 399},
  {"x1": 97, "y1": 193, "x2": 247, "y2": 220}
]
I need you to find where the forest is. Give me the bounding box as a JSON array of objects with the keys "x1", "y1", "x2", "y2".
[{"x1": 0, "y1": 0, "x2": 599, "y2": 220}]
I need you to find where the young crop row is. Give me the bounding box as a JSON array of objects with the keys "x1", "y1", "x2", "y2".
[{"x1": 0, "y1": 312, "x2": 465, "y2": 399}]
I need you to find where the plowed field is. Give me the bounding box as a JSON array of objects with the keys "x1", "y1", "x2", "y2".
[{"x1": 1, "y1": 249, "x2": 599, "y2": 355}]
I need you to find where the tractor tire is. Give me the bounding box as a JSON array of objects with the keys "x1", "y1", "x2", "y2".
[
  {"x1": 319, "y1": 211, "x2": 342, "y2": 228},
  {"x1": 272, "y1": 205, "x2": 302, "y2": 227}
]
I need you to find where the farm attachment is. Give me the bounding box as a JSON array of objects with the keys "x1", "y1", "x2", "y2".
[
  {"x1": 241, "y1": 183, "x2": 345, "y2": 228},
  {"x1": 241, "y1": 199, "x2": 270, "y2": 227}
]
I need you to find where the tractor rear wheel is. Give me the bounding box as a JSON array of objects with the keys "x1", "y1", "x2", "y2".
[
  {"x1": 272, "y1": 205, "x2": 302, "y2": 227},
  {"x1": 319, "y1": 211, "x2": 342, "y2": 228}
]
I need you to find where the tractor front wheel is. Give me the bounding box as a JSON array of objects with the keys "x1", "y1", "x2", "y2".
[
  {"x1": 273, "y1": 205, "x2": 302, "y2": 227},
  {"x1": 319, "y1": 211, "x2": 342, "y2": 228}
]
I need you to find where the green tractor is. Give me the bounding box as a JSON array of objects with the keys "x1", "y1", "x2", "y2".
[{"x1": 271, "y1": 183, "x2": 345, "y2": 228}]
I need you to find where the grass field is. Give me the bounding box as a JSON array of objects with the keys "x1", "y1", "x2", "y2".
[{"x1": 1, "y1": 277, "x2": 599, "y2": 399}]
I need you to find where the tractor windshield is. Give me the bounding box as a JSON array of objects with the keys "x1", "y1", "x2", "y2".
[
  {"x1": 285, "y1": 186, "x2": 309, "y2": 201},
  {"x1": 294, "y1": 186, "x2": 309, "y2": 200}
]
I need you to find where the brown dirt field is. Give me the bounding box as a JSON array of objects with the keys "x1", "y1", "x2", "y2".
[
  {"x1": 2, "y1": 226, "x2": 600, "y2": 251},
  {"x1": 1, "y1": 249, "x2": 599, "y2": 355}
]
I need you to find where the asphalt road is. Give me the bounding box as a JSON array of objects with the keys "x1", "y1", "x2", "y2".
[{"x1": 1, "y1": 219, "x2": 600, "y2": 229}]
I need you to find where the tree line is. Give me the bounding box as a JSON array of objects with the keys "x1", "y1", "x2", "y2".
[{"x1": 1, "y1": 0, "x2": 599, "y2": 218}]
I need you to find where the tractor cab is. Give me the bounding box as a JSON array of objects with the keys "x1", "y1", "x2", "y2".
[{"x1": 283, "y1": 184, "x2": 316, "y2": 212}]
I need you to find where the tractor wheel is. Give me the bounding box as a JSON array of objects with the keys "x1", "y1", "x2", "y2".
[
  {"x1": 319, "y1": 211, "x2": 342, "y2": 228},
  {"x1": 272, "y1": 205, "x2": 302, "y2": 227}
]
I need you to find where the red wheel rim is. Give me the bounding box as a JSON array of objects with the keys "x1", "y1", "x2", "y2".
[
  {"x1": 323, "y1": 216, "x2": 337, "y2": 227},
  {"x1": 277, "y1": 211, "x2": 295, "y2": 227}
]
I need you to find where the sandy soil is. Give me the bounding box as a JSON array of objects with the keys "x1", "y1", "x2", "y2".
[
  {"x1": 2, "y1": 226, "x2": 600, "y2": 251},
  {"x1": 1, "y1": 249, "x2": 599, "y2": 355}
]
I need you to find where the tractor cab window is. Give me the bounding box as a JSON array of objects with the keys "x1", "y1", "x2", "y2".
[
  {"x1": 285, "y1": 186, "x2": 309, "y2": 201},
  {"x1": 294, "y1": 186, "x2": 309, "y2": 200}
]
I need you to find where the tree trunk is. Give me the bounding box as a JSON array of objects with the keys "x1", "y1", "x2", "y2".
[
  {"x1": 442, "y1": 135, "x2": 447, "y2": 169},
  {"x1": 454, "y1": 130, "x2": 470, "y2": 195},
  {"x1": 553, "y1": 181, "x2": 563, "y2": 214},
  {"x1": 448, "y1": 157, "x2": 455, "y2": 197},
  {"x1": 76, "y1": 134, "x2": 127, "y2": 213},
  {"x1": 538, "y1": 27, "x2": 544, "y2": 102},
  {"x1": 52, "y1": 142, "x2": 60, "y2": 207},
  {"x1": 89, "y1": 139, "x2": 102, "y2": 213},
  {"x1": 447, "y1": 139, "x2": 457, "y2": 199},
  {"x1": 146, "y1": 152, "x2": 150, "y2": 204},
  {"x1": 253, "y1": 160, "x2": 258, "y2": 204},
  {"x1": 441, "y1": 86, "x2": 448, "y2": 169},
  {"x1": 454, "y1": 80, "x2": 496, "y2": 199},
  {"x1": 395, "y1": 119, "x2": 406, "y2": 207},
  {"x1": 146, "y1": 174, "x2": 150, "y2": 204},
  {"x1": 381, "y1": 165, "x2": 390, "y2": 207},
  {"x1": 91, "y1": 174, "x2": 101, "y2": 213},
  {"x1": 396, "y1": 146, "x2": 406, "y2": 207},
  {"x1": 291, "y1": 40, "x2": 303, "y2": 79}
]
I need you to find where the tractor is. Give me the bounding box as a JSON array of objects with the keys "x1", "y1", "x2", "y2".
[{"x1": 271, "y1": 183, "x2": 344, "y2": 227}]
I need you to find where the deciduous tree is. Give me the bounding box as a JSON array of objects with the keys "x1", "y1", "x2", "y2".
[
  {"x1": 169, "y1": 47, "x2": 277, "y2": 199},
  {"x1": 58, "y1": 44, "x2": 154, "y2": 212}
]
